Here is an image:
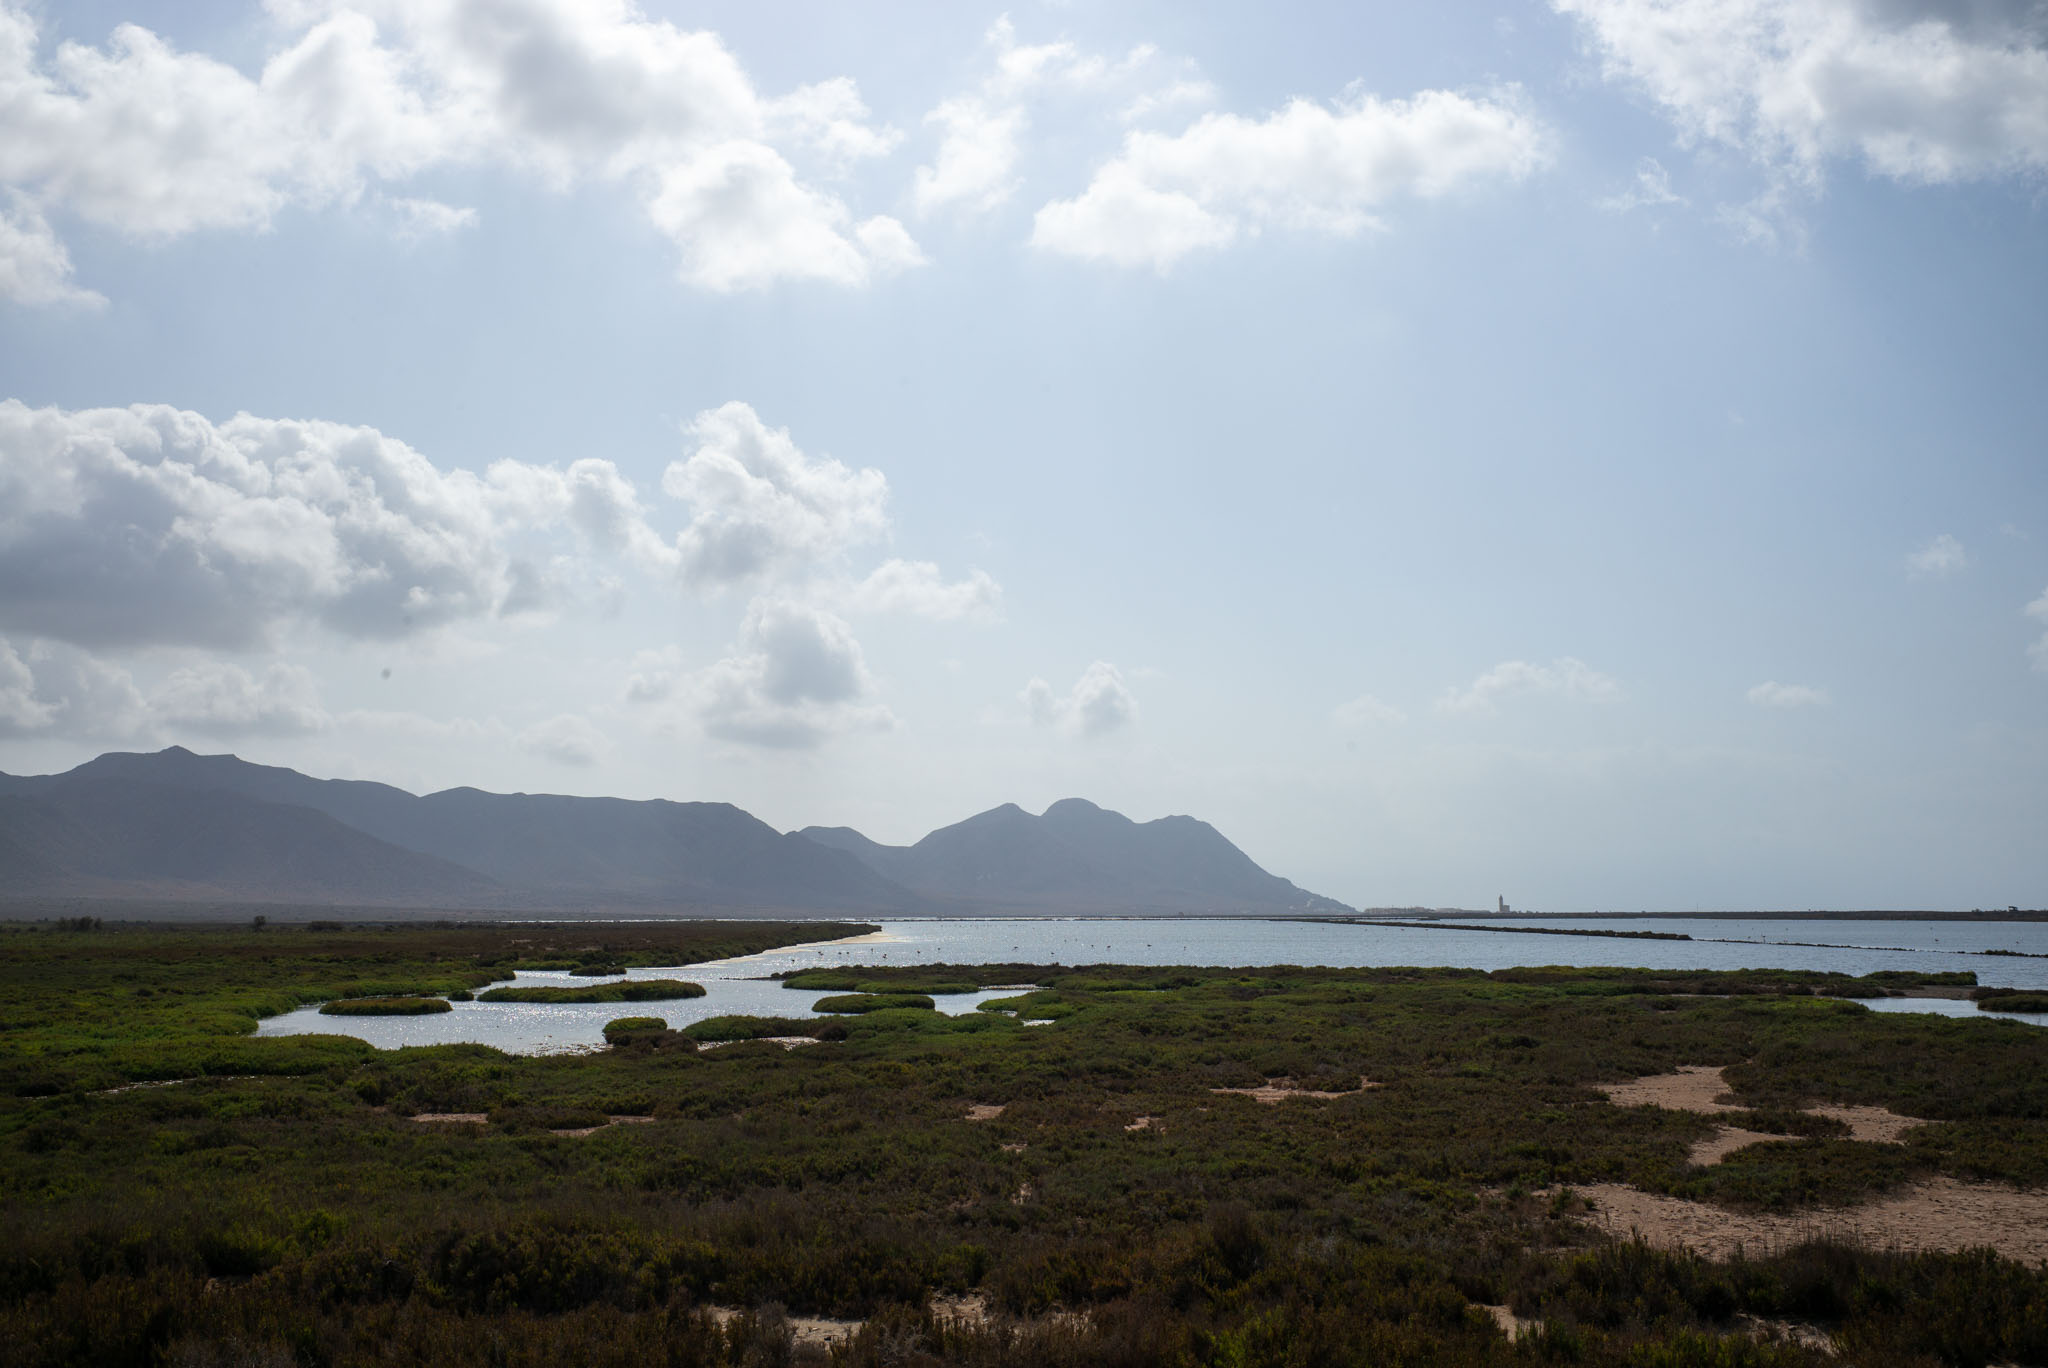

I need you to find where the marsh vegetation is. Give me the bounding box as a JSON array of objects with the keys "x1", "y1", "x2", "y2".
[{"x1": 3, "y1": 921, "x2": 2046, "y2": 1367}]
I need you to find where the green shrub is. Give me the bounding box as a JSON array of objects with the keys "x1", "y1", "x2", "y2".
[
  {"x1": 813, "y1": 993, "x2": 936, "y2": 1014},
  {"x1": 602, "y1": 1017, "x2": 667, "y2": 1044},
  {"x1": 319, "y1": 997, "x2": 452, "y2": 1016},
  {"x1": 478, "y1": 980, "x2": 706, "y2": 1003},
  {"x1": 1975, "y1": 991, "x2": 2048, "y2": 1013}
]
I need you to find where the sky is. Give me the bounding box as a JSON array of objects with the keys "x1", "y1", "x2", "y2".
[{"x1": 0, "y1": 0, "x2": 2044, "y2": 911}]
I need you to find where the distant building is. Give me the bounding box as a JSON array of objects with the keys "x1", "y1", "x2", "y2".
[{"x1": 1498, "y1": 896, "x2": 1510, "y2": 915}]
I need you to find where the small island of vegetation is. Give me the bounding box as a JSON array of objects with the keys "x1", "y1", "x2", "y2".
[
  {"x1": 317, "y1": 996, "x2": 452, "y2": 1016},
  {"x1": 478, "y1": 978, "x2": 707, "y2": 1004},
  {"x1": 812, "y1": 991, "x2": 937, "y2": 1013}
]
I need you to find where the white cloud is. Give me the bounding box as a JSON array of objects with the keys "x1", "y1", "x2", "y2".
[
  {"x1": 0, "y1": 193, "x2": 104, "y2": 308},
  {"x1": 2027, "y1": 587, "x2": 2048, "y2": 673},
  {"x1": 0, "y1": 0, "x2": 915, "y2": 293},
  {"x1": 1907, "y1": 532, "x2": 1967, "y2": 577},
  {"x1": 1436, "y1": 657, "x2": 1624, "y2": 714},
  {"x1": 0, "y1": 399, "x2": 561, "y2": 648},
  {"x1": 1022, "y1": 660, "x2": 1137, "y2": 737},
  {"x1": 1334, "y1": 693, "x2": 1407, "y2": 727},
  {"x1": 621, "y1": 645, "x2": 685, "y2": 704},
  {"x1": 1032, "y1": 85, "x2": 1548, "y2": 270},
  {"x1": 1553, "y1": 0, "x2": 2048, "y2": 184},
  {"x1": 662, "y1": 401, "x2": 890, "y2": 589},
  {"x1": 691, "y1": 598, "x2": 893, "y2": 749},
  {"x1": 1746, "y1": 680, "x2": 1831, "y2": 708},
  {"x1": 387, "y1": 195, "x2": 477, "y2": 239},
  {"x1": 0, "y1": 636, "x2": 330, "y2": 740},
  {"x1": 151, "y1": 660, "x2": 331, "y2": 735},
  {"x1": 1599, "y1": 156, "x2": 1688, "y2": 210},
  {"x1": 516, "y1": 712, "x2": 610, "y2": 765},
  {"x1": 846, "y1": 559, "x2": 1002, "y2": 622},
  {"x1": 912, "y1": 18, "x2": 1212, "y2": 219}
]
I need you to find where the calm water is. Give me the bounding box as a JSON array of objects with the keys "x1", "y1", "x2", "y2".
[{"x1": 256, "y1": 916, "x2": 2048, "y2": 1054}]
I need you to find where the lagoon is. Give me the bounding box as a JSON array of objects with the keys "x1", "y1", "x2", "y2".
[{"x1": 255, "y1": 914, "x2": 2048, "y2": 1053}]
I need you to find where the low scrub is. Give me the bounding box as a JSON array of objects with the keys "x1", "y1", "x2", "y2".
[
  {"x1": 1976, "y1": 991, "x2": 2048, "y2": 1013},
  {"x1": 813, "y1": 992, "x2": 936, "y2": 1014},
  {"x1": 478, "y1": 980, "x2": 706, "y2": 1004},
  {"x1": 318, "y1": 997, "x2": 452, "y2": 1016}
]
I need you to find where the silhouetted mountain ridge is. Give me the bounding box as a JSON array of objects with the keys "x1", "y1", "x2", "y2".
[
  {"x1": 800, "y1": 796, "x2": 1350, "y2": 915},
  {"x1": 0, "y1": 749, "x2": 1353, "y2": 916}
]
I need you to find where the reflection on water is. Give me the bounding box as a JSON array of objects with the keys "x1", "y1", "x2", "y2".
[{"x1": 256, "y1": 916, "x2": 2048, "y2": 1054}]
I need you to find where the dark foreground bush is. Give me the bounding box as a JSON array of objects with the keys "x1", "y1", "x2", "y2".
[
  {"x1": 319, "y1": 997, "x2": 452, "y2": 1016},
  {"x1": 1976, "y1": 991, "x2": 2048, "y2": 1013},
  {"x1": 479, "y1": 980, "x2": 706, "y2": 1003},
  {"x1": 813, "y1": 993, "x2": 935, "y2": 1014}
]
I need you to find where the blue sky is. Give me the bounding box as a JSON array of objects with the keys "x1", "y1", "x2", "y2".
[{"x1": 0, "y1": 0, "x2": 2043, "y2": 910}]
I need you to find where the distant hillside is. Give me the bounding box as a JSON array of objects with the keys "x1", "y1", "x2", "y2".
[
  {"x1": 801, "y1": 797, "x2": 1352, "y2": 916},
  {"x1": 0, "y1": 749, "x2": 1350, "y2": 916},
  {"x1": 15, "y1": 748, "x2": 916, "y2": 913},
  {"x1": 0, "y1": 779, "x2": 501, "y2": 904}
]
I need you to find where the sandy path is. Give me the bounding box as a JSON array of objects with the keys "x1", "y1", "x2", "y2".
[
  {"x1": 1212, "y1": 1076, "x2": 1380, "y2": 1104},
  {"x1": 1688, "y1": 1127, "x2": 1782, "y2": 1166},
  {"x1": 1600, "y1": 1065, "x2": 1742, "y2": 1113},
  {"x1": 1575, "y1": 1177, "x2": 2048, "y2": 1264}
]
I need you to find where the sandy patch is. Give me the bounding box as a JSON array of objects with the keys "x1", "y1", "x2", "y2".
[
  {"x1": 1810, "y1": 1104, "x2": 1925, "y2": 1144},
  {"x1": 1013, "y1": 1182, "x2": 1033, "y2": 1205},
  {"x1": 550, "y1": 1114, "x2": 656, "y2": 1138},
  {"x1": 1603, "y1": 1067, "x2": 1926, "y2": 1148},
  {"x1": 1480, "y1": 1305, "x2": 1540, "y2": 1340},
  {"x1": 706, "y1": 1307, "x2": 862, "y2": 1348},
  {"x1": 1001, "y1": 1142, "x2": 1027, "y2": 1153},
  {"x1": 1600, "y1": 1066, "x2": 1742, "y2": 1114},
  {"x1": 1689, "y1": 1126, "x2": 1783, "y2": 1166},
  {"x1": 1125, "y1": 1115, "x2": 1159, "y2": 1132},
  {"x1": 1212, "y1": 1075, "x2": 1380, "y2": 1104},
  {"x1": 696, "y1": 1036, "x2": 820, "y2": 1051},
  {"x1": 965, "y1": 1103, "x2": 1006, "y2": 1121},
  {"x1": 410, "y1": 1113, "x2": 487, "y2": 1124},
  {"x1": 1572, "y1": 1177, "x2": 2048, "y2": 1264}
]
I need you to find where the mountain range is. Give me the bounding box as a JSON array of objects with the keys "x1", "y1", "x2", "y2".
[{"x1": 0, "y1": 747, "x2": 1351, "y2": 917}]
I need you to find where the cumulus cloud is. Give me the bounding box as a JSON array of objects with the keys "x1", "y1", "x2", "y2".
[
  {"x1": 1747, "y1": 680, "x2": 1831, "y2": 708},
  {"x1": 0, "y1": 0, "x2": 915, "y2": 294},
  {"x1": 516, "y1": 712, "x2": 610, "y2": 765},
  {"x1": 0, "y1": 399, "x2": 554, "y2": 648},
  {"x1": 846, "y1": 559, "x2": 1002, "y2": 622},
  {"x1": 151, "y1": 661, "x2": 331, "y2": 735},
  {"x1": 912, "y1": 18, "x2": 1207, "y2": 218},
  {"x1": 0, "y1": 397, "x2": 994, "y2": 658},
  {"x1": 662, "y1": 401, "x2": 890, "y2": 589},
  {"x1": 1907, "y1": 532, "x2": 1967, "y2": 577},
  {"x1": 1031, "y1": 85, "x2": 1547, "y2": 270},
  {"x1": 1333, "y1": 693, "x2": 1407, "y2": 727},
  {"x1": 0, "y1": 636, "x2": 335, "y2": 740},
  {"x1": 0, "y1": 193, "x2": 104, "y2": 307},
  {"x1": 1022, "y1": 661, "x2": 1137, "y2": 737},
  {"x1": 1436, "y1": 657, "x2": 1624, "y2": 714},
  {"x1": 1553, "y1": 0, "x2": 2048, "y2": 184},
  {"x1": 0, "y1": 637, "x2": 147, "y2": 738},
  {"x1": 690, "y1": 598, "x2": 893, "y2": 749},
  {"x1": 387, "y1": 195, "x2": 477, "y2": 239}
]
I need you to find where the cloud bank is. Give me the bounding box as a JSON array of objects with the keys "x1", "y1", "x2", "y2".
[{"x1": 0, "y1": 0, "x2": 916, "y2": 298}]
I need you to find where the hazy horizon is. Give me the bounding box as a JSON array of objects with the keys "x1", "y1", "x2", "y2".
[{"x1": 1, "y1": 1, "x2": 2043, "y2": 912}]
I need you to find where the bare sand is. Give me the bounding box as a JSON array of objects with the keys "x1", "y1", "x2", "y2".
[
  {"x1": 549, "y1": 1114, "x2": 656, "y2": 1138},
  {"x1": 1211, "y1": 1075, "x2": 1380, "y2": 1104},
  {"x1": 1572, "y1": 1177, "x2": 2048, "y2": 1264},
  {"x1": 409, "y1": 1113, "x2": 487, "y2": 1124},
  {"x1": 695, "y1": 1036, "x2": 820, "y2": 1051},
  {"x1": 964, "y1": 1103, "x2": 1006, "y2": 1121},
  {"x1": 1125, "y1": 1115, "x2": 1159, "y2": 1132},
  {"x1": 1688, "y1": 1126, "x2": 1784, "y2": 1166},
  {"x1": 1601, "y1": 1065, "x2": 1926, "y2": 1160},
  {"x1": 706, "y1": 1307, "x2": 862, "y2": 1348}
]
